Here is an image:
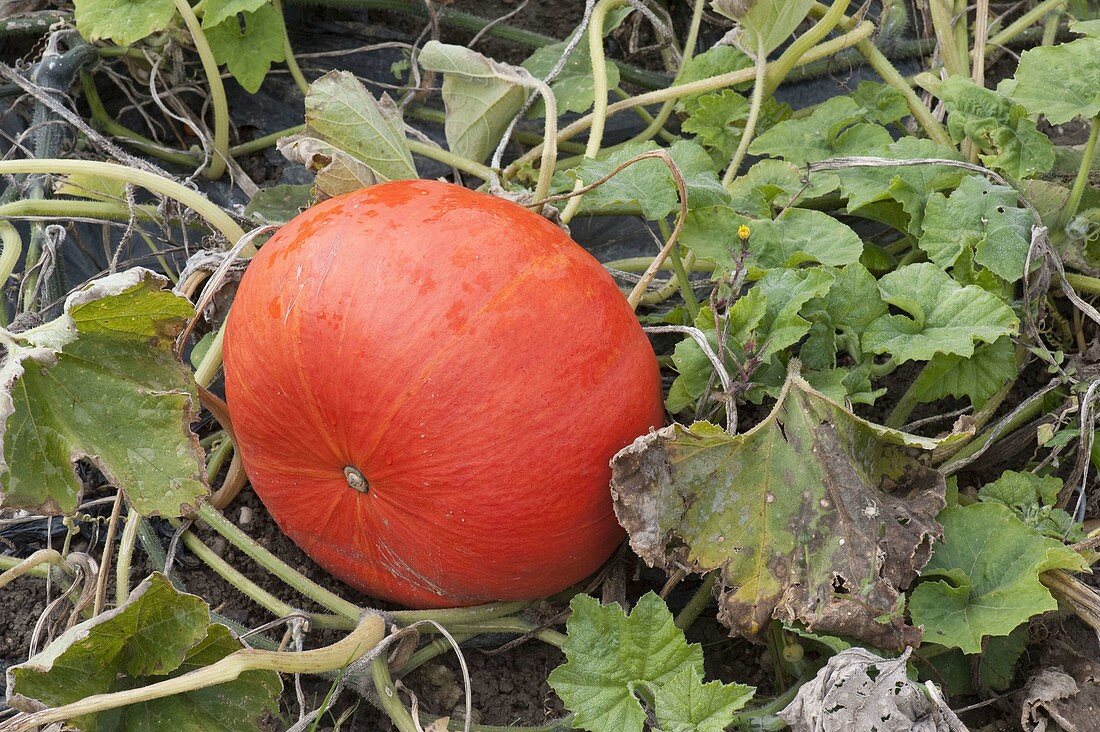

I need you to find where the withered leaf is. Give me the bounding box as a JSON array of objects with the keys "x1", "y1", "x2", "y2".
[{"x1": 611, "y1": 361, "x2": 965, "y2": 649}]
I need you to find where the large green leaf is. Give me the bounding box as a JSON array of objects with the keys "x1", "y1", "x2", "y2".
[
  {"x1": 74, "y1": 0, "x2": 177, "y2": 45},
  {"x1": 612, "y1": 363, "x2": 955, "y2": 648},
  {"x1": 835, "y1": 137, "x2": 965, "y2": 234},
  {"x1": 909, "y1": 337, "x2": 1016, "y2": 409},
  {"x1": 748, "y1": 97, "x2": 891, "y2": 195},
  {"x1": 548, "y1": 592, "x2": 753, "y2": 732},
  {"x1": 1008, "y1": 35, "x2": 1100, "y2": 124},
  {"x1": 522, "y1": 41, "x2": 620, "y2": 116},
  {"x1": 939, "y1": 76, "x2": 1054, "y2": 179},
  {"x1": 909, "y1": 503, "x2": 1086, "y2": 653},
  {"x1": 6, "y1": 573, "x2": 281, "y2": 731},
  {"x1": 204, "y1": 5, "x2": 285, "y2": 94},
  {"x1": 862, "y1": 263, "x2": 1018, "y2": 363},
  {"x1": 920, "y1": 175, "x2": 1032, "y2": 282},
  {"x1": 674, "y1": 45, "x2": 752, "y2": 114},
  {"x1": 713, "y1": 0, "x2": 814, "y2": 56},
  {"x1": 0, "y1": 269, "x2": 205, "y2": 516},
  {"x1": 565, "y1": 140, "x2": 728, "y2": 219},
  {"x1": 418, "y1": 41, "x2": 528, "y2": 164},
  {"x1": 299, "y1": 70, "x2": 416, "y2": 183}
]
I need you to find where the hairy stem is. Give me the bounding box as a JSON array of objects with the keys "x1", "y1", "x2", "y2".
[
  {"x1": 0, "y1": 159, "x2": 246, "y2": 242},
  {"x1": 722, "y1": 36, "x2": 767, "y2": 187},
  {"x1": 272, "y1": 0, "x2": 310, "y2": 94},
  {"x1": 1064, "y1": 114, "x2": 1100, "y2": 226},
  {"x1": 0, "y1": 549, "x2": 63, "y2": 588},
  {"x1": 764, "y1": 0, "x2": 850, "y2": 96},
  {"x1": 674, "y1": 572, "x2": 717, "y2": 630},
  {"x1": 172, "y1": 0, "x2": 229, "y2": 179},
  {"x1": 560, "y1": 0, "x2": 629, "y2": 224},
  {"x1": 195, "y1": 502, "x2": 365, "y2": 620},
  {"x1": 115, "y1": 508, "x2": 141, "y2": 606},
  {"x1": 181, "y1": 530, "x2": 355, "y2": 629},
  {"x1": 986, "y1": 0, "x2": 1066, "y2": 52}
]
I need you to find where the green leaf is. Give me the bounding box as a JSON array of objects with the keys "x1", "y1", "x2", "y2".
[
  {"x1": 522, "y1": 41, "x2": 620, "y2": 116},
  {"x1": 755, "y1": 268, "x2": 835, "y2": 357},
  {"x1": 712, "y1": 0, "x2": 813, "y2": 56},
  {"x1": 56, "y1": 173, "x2": 126, "y2": 203},
  {"x1": 243, "y1": 183, "x2": 312, "y2": 224},
  {"x1": 566, "y1": 140, "x2": 727, "y2": 219},
  {"x1": 977, "y1": 470, "x2": 1083, "y2": 541},
  {"x1": 920, "y1": 176, "x2": 1032, "y2": 281},
  {"x1": 748, "y1": 96, "x2": 891, "y2": 164},
  {"x1": 979, "y1": 627, "x2": 1029, "y2": 692},
  {"x1": 654, "y1": 667, "x2": 755, "y2": 732},
  {"x1": 862, "y1": 263, "x2": 1019, "y2": 363},
  {"x1": 200, "y1": 0, "x2": 266, "y2": 28},
  {"x1": 1, "y1": 269, "x2": 206, "y2": 516},
  {"x1": 849, "y1": 81, "x2": 910, "y2": 125},
  {"x1": 675, "y1": 45, "x2": 752, "y2": 113},
  {"x1": 939, "y1": 76, "x2": 1054, "y2": 179},
  {"x1": 1009, "y1": 35, "x2": 1100, "y2": 124},
  {"x1": 418, "y1": 41, "x2": 528, "y2": 164},
  {"x1": 682, "y1": 208, "x2": 862, "y2": 273},
  {"x1": 749, "y1": 97, "x2": 892, "y2": 195},
  {"x1": 909, "y1": 337, "x2": 1016, "y2": 409},
  {"x1": 836, "y1": 137, "x2": 965, "y2": 233},
  {"x1": 681, "y1": 89, "x2": 750, "y2": 160},
  {"x1": 74, "y1": 0, "x2": 177, "y2": 45},
  {"x1": 548, "y1": 592, "x2": 751, "y2": 732},
  {"x1": 725, "y1": 159, "x2": 804, "y2": 217},
  {"x1": 7, "y1": 573, "x2": 281, "y2": 731},
  {"x1": 909, "y1": 502, "x2": 1086, "y2": 653},
  {"x1": 280, "y1": 70, "x2": 416, "y2": 195},
  {"x1": 612, "y1": 363, "x2": 956, "y2": 648},
  {"x1": 204, "y1": 5, "x2": 285, "y2": 94}
]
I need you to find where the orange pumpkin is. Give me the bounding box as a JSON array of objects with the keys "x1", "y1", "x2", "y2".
[{"x1": 223, "y1": 180, "x2": 664, "y2": 607}]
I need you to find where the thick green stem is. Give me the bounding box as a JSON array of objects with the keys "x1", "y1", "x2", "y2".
[
  {"x1": 675, "y1": 572, "x2": 717, "y2": 630},
  {"x1": 0, "y1": 160, "x2": 246, "y2": 243},
  {"x1": 657, "y1": 218, "x2": 699, "y2": 319},
  {"x1": 194, "y1": 323, "x2": 224, "y2": 389},
  {"x1": 812, "y1": 4, "x2": 953, "y2": 146},
  {"x1": 929, "y1": 0, "x2": 967, "y2": 76},
  {"x1": 181, "y1": 530, "x2": 355, "y2": 629},
  {"x1": 372, "y1": 656, "x2": 421, "y2": 732},
  {"x1": 272, "y1": 0, "x2": 310, "y2": 94},
  {"x1": 885, "y1": 369, "x2": 925, "y2": 428},
  {"x1": 986, "y1": 0, "x2": 1066, "y2": 52},
  {"x1": 0, "y1": 198, "x2": 160, "y2": 222},
  {"x1": 1064, "y1": 115, "x2": 1099, "y2": 226},
  {"x1": 81, "y1": 73, "x2": 201, "y2": 167},
  {"x1": 764, "y1": 0, "x2": 850, "y2": 96},
  {"x1": 722, "y1": 37, "x2": 767, "y2": 187},
  {"x1": 389, "y1": 601, "x2": 531, "y2": 626},
  {"x1": 504, "y1": 21, "x2": 876, "y2": 178},
  {"x1": 560, "y1": 0, "x2": 628, "y2": 224},
  {"x1": 195, "y1": 502, "x2": 365, "y2": 620},
  {"x1": 172, "y1": 0, "x2": 229, "y2": 179},
  {"x1": 0, "y1": 221, "x2": 22, "y2": 326},
  {"x1": 1066, "y1": 272, "x2": 1100, "y2": 294},
  {"x1": 230, "y1": 124, "x2": 303, "y2": 157},
  {"x1": 115, "y1": 509, "x2": 141, "y2": 606},
  {"x1": 0, "y1": 549, "x2": 63, "y2": 588},
  {"x1": 9, "y1": 613, "x2": 387, "y2": 731},
  {"x1": 407, "y1": 139, "x2": 495, "y2": 181}
]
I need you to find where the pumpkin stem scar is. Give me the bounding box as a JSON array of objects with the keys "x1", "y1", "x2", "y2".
[{"x1": 344, "y1": 466, "x2": 369, "y2": 493}]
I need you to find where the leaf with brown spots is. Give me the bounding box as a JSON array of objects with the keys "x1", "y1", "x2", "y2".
[{"x1": 611, "y1": 361, "x2": 968, "y2": 649}]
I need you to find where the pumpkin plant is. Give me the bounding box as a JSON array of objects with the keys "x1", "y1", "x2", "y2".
[{"x1": 3, "y1": 0, "x2": 1100, "y2": 729}]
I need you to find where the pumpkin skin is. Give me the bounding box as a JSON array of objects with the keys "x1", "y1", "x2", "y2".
[{"x1": 223, "y1": 180, "x2": 665, "y2": 608}]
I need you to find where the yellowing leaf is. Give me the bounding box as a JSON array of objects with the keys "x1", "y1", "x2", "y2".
[{"x1": 612, "y1": 362, "x2": 959, "y2": 649}]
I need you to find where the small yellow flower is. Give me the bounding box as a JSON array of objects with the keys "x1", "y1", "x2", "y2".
[{"x1": 737, "y1": 224, "x2": 751, "y2": 241}]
